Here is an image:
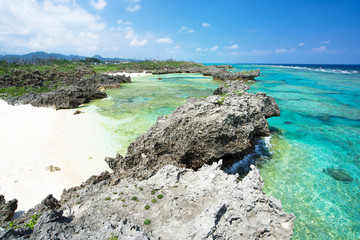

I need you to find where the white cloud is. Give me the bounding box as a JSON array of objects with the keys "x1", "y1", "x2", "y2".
[
  {"x1": 89, "y1": 0, "x2": 107, "y2": 10},
  {"x1": 196, "y1": 48, "x2": 202, "y2": 52},
  {"x1": 201, "y1": 23, "x2": 210, "y2": 27},
  {"x1": 251, "y1": 49, "x2": 273, "y2": 55},
  {"x1": 228, "y1": 51, "x2": 239, "y2": 56},
  {"x1": 117, "y1": 19, "x2": 123, "y2": 24},
  {"x1": 125, "y1": 0, "x2": 141, "y2": 12},
  {"x1": 112, "y1": 46, "x2": 119, "y2": 51},
  {"x1": 157, "y1": 37, "x2": 173, "y2": 44},
  {"x1": 226, "y1": 44, "x2": 239, "y2": 49},
  {"x1": 130, "y1": 39, "x2": 147, "y2": 47},
  {"x1": 178, "y1": 26, "x2": 194, "y2": 34},
  {"x1": 274, "y1": 48, "x2": 296, "y2": 54},
  {"x1": 322, "y1": 40, "x2": 331, "y2": 44},
  {"x1": 298, "y1": 42, "x2": 305, "y2": 47},
  {"x1": 0, "y1": 1, "x2": 105, "y2": 53},
  {"x1": 312, "y1": 46, "x2": 327, "y2": 52},
  {"x1": 209, "y1": 46, "x2": 218, "y2": 51},
  {"x1": 174, "y1": 45, "x2": 180, "y2": 49}
]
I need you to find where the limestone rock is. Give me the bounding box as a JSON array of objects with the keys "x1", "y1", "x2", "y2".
[
  {"x1": 3, "y1": 162, "x2": 294, "y2": 239},
  {"x1": 14, "y1": 194, "x2": 61, "y2": 225},
  {"x1": 107, "y1": 81, "x2": 280, "y2": 179},
  {"x1": 0, "y1": 195, "x2": 18, "y2": 225}
]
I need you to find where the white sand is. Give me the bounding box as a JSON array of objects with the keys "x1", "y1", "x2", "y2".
[
  {"x1": 108, "y1": 71, "x2": 151, "y2": 78},
  {"x1": 0, "y1": 100, "x2": 118, "y2": 211}
]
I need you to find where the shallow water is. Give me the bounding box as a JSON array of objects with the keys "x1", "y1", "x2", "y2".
[
  {"x1": 90, "y1": 73, "x2": 222, "y2": 154},
  {"x1": 90, "y1": 65, "x2": 360, "y2": 239}
]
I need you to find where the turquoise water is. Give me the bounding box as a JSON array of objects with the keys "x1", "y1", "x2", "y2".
[
  {"x1": 231, "y1": 64, "x2": 360, "y2": 239},
  {"x1": 90, "y1": 65, "x2": 360, "y2": 239}
]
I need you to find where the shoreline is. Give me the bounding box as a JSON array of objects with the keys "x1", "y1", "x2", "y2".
[{"x1": 0, "y1": 100, "x2": 118, "y2": 211}]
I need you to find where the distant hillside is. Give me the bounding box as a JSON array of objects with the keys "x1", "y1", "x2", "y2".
[{"x1": 0, "y1": 51, "x2": 138, "y2": 63}]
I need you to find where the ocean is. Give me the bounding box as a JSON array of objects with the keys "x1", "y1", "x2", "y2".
[{"x1": 90, "y1": 64, "x2": 360, "y2": 239}]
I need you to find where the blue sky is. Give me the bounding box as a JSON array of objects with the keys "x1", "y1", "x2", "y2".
[{"x1": 1, "y1": 0, "x2": 359, "y2": 63}]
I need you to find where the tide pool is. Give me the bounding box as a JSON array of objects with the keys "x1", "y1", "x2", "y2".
[{"x1": 89, "y1": 64, "x2": 360, "y2": 239}]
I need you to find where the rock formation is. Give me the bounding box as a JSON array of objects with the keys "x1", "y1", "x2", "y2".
[
  {"x1": 106, "y1": 80, "x2": 280, "y2": 180},
  {"x1": 1, "y1": 162, "x2": 295, "y2": 239},
  {"x1": 0, "y1": 196, "x2": 18, "y2": 225},
  {"x1": 0, "y1": 80, "x2": 295, "y2": 239},
  {"x1": 1, "y1": 68, "x2": 130, "y2": 109}
]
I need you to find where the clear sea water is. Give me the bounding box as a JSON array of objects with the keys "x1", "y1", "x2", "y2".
[{"x1": 90, "y1": 64, "x2": 360, "y2": 239}]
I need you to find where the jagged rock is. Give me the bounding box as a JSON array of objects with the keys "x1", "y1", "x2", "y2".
[
  {"x1": 213, "y1": 80, "x2": 250, "y2": 96},
  {"x1": 3, "y1": 161, "x2": 294, "y2": 239},
  {"x1": 1, "y1": 68, "x2": 131, "y2": 109},
  {"x1": 7, "y1": 86, "x2": 107, "y2": 109},
  {"x1": 107, "y1": 81, "x2": 280, "y2": 180},
  {"x1": 0, "y1": 196, "x2": 18, "y2": 225},
  {"x1": 14, "y1": 194, "x2": 61, "y2": 225},
  {"x1": 210, "y1": 69, "x2": 260, "y2": 80}
]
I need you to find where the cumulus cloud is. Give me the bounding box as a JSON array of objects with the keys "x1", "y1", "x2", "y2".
[
  {"x1": 0, "y1": 0, "x2": 105, "y2": 53},
  {"x1": 89, "y1": 0, "x2": 107, "y2": 10},
  {"x1": 274, "y1": 48, "x2": 296, "y2": 54},
  {"x1": 124, "y1": 26, "x2": 147, "y2": 47},
  {"x1": 125, "y1": 0, "x2": 141, "y2": 12},
  {"x1": 209, "y1": 46, "x2": 218, "y2": 51},
  {"x1": 178, "y1": 26, "x2": 194, "y2": 34},
  {"x1": 196, "y1": 46, "x2": 218, "y2": 52},
  {"x1": 157, "y1": 37, "x2": 173, "y2": 44},
  {"x1": 298, "y1": 42, "x2": 305, "y2": 47},
  {"x1": 201, "y1": 23, "x2": 210, "y2": 27},
  {"x1": 312, "y1": 46, "x2": 327, "y2": 52},
  {"x1": 322, "y1": 40, "x2": 331, "y2": 44},
  {"x1": 174, "y1": 45, "x2": 180, "y2": 49},
  {"x1": 130, "y1": 39, "x2": 147, "y2": 47},
  {"x1": 226, "y1": 44, "x2": 239, "y2": 49},
  {"x1": 251, "y1": 49, "x2": 273, "y2": 55}
]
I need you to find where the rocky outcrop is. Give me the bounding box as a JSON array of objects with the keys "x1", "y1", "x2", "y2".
[
  {"x1": 0, "y1": 79, "x2": 294, "y2": 239},
  {"x1": 203, "y1": 68, "x2": 260, "y2": 81},
  {"x1": 213, "y1": 80, "x2": 251, "y2": 96},
  {"x1": 105, "y1": 81, "x2": 280, "y2": 180},
  {"x1": 1, "y1": 67, "x2": 130, "y2": 109},
  {"x1": 0, "y1": 196, "x2": 18, "y2": 225},
  {"x1": 2, "y1": 161, "x2": 295, "y2": 239},
  {"x1": 14, "y1": 194, "x2": 61, "y2": 225}
]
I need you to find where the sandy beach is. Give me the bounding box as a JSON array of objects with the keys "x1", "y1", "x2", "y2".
[
  {"x1": 0, "y1": 100, "x2": 120, "y2": 211},
  {"x1": 0, "y1": 72, "x2": 152, "y2": 211}
]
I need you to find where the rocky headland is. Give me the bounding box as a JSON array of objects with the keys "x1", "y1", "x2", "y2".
[
  {"x1": 0, "y1": 67, "x2": 130, "y2": 109},
  {"x1": 0, "y1": 80, "x2": 295, "y2": 239},
  {"x1": 110, "y1": 61, "x2": 260, "y2": 81}
]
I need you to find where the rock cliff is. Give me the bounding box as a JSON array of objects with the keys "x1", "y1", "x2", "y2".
[{"x1": 106, "y1": 80, "x2": 280, "y2": 180}]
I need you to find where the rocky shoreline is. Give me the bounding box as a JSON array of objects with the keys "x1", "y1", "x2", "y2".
[
  {"x1": 115, "y1": 64, "x2": 260, "y2": 81},
  {"x1": 0, "y1": 67, "x2": 130, "y2": 109},
  {"x1": 0, "y1": 63, "x2": 259, "y2": 110},
  {"x1": 0, "y1": 80, "x2": 295, "y2": 239}
]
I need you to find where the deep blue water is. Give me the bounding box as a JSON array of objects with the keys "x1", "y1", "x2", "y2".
[{"x1": 229, "y1": 64, "x2": 360, "y2": 239}]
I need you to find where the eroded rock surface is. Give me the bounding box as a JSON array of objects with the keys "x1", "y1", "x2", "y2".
[
  {"x1": 1, "y1": 68, "x2": 130, "y2": 109},
  {"x1": 107, "y1": 81, "x2": 280, "y2": 180},
  {"x1": 0, "y1": 195, "x2": 18, "y2": 225},
  {"x1": 2, "y1": 162, "x2": 295, "y2": 239}
]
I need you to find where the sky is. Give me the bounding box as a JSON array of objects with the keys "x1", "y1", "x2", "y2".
[{"x1": 0, "y1": 0, "x2": 360, "y2": 64}]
